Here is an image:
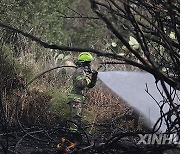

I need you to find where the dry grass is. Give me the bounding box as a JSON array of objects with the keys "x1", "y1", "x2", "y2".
[
  {"x1": 1, "y1": 68, "x2": 146, "y2": 132},
  {"x1": 85, "y1": 82, "x2": 146, "y2": 131}
]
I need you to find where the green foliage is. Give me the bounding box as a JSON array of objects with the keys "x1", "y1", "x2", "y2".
[
  {"x1": 0, "y1": 0, "x2": 110, "y2": 86},
  {"x1": 15, "y1": 60, "x2": 37, "y2": 82},
  {"x1": 47, "y1": 88, "x2": 70, "y2": 119},
  {"x1": 0, "y1": 0, "x2": 115, "y2": 124},
  {"x1": 0, "y1": 0, "x2": 107, "y2": 46},
  {"x1": 0, "y1": 47, "x2": 16, "y2": 88},
  {"x1": 0, "y1": 45, "x2": 36, "y2": 82}
]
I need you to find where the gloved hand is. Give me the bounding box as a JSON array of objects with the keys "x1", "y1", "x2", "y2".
[
  {"x1": 92, "y1": 70, "x2": 98, "y2": 76},
  {"x1": 87, "y1": 70, "x2": 98, "y2": 88},
  {"x1": 84, "y1": 65, "x2": 93, "y2": 73}
]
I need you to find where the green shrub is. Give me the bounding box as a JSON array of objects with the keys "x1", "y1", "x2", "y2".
[{"x1": 48, "y1": 89, "x2": 70, "y2": 119}]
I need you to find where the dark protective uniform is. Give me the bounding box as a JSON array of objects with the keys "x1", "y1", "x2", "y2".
[{"x1": 67, "y1": 66, "x2": 98, "y2": 130}]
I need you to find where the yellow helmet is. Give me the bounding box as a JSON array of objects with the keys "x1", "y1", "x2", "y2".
[{"x1": 77, "y1": 52, "x2": 93, "y2": 62}]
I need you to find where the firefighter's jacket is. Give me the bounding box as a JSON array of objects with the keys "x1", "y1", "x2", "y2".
[{"x1": 68, "y1": 67, "x2": 97, "y2": 103}]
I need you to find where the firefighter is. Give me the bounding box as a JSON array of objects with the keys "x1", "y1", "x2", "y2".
[{"x1": 67, "y1": 52, "x2": 98, "y2": 132}]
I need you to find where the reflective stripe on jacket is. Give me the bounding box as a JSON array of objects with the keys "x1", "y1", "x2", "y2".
[
  {"x1": 67, "y1": 93, "x2": 85, "y2": 102},
  {"x1": 68, "y1": 67, "x2": 91, "y2": 102},
  {"x1": 70, "y1": 67, "x2": 89, "y2": 95}
]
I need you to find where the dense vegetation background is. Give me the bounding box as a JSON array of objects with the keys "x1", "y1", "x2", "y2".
[
  {"x1": 0, "y1": 0, "x2": 179, "y2": 153},
  {"x1": 0, "y1": 0, "x2": 125, "y2": 128}
]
